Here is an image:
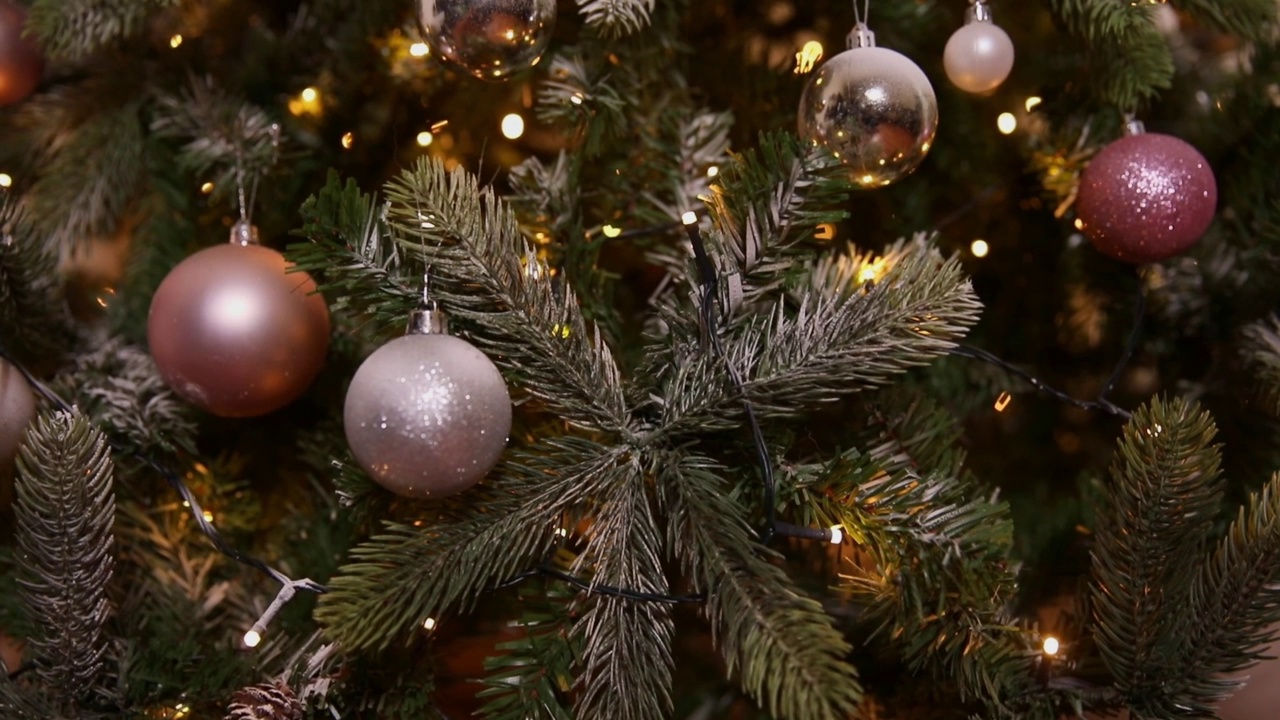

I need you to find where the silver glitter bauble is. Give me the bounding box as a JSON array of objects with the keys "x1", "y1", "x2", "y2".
[
  {"x1": 419, "y1": 0, "x2": 556, "y2": 80},
  {"x1": 798, "y1": 25, "x2": 938, "y2": 188},
  {"x1": 344, "y1": 333, "x2": 512, "y2": 499}
]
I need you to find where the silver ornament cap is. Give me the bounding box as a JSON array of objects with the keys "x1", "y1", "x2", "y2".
[
  {"x1": 798, "y1": 23, "x2": 938, "y2": 188},
  {"x1": 419, "y1": 0, "x2": 557, "y2": 80},
  {"x1": 343, "y1": 321, "x2": 512, "y2": 498}
]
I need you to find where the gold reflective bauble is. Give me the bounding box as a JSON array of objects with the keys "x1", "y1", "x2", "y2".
[
  {"x1": 798, "y1": 44, "x2": 938, "y2": 188},
  {"x1": 419, "y1": 0, "x2": 556, "y2": 80}
]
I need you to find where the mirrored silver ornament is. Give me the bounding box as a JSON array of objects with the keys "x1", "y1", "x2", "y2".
[
  {"x1": 418, "y1": 0, "x2": 556, "y2": 80},
  {"x1": 798, "y1": 24, "x2": 938, "y2": 188}
]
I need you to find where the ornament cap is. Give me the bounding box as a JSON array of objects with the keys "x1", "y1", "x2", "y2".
[
  {"x1": 846, "y1": 23, "x2": 876, "y2": 49},
  {"x1": 408, "y1": 275, "x2": 449, "y2": 335},
  {"x1": 965, "y1": 0, "x2": 993, "y2": 24},
  {"x1": 229, "y1": 220, "x2": 260, "y2": 246},
  {"x1": 1124, "y1": 117, "x2": 1147, "y2": 137}
]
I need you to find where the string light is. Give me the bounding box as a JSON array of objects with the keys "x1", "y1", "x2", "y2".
[
  {"x1": 997, "y1": 112, "x2": 1018, "y2": 135},
  {"x1": 970, "y1": 239, "x2": 990, "y2": 257},
  {"x1": 828, "y1": 526, "x2": 844, "y2": 544},
  {"x1": 1025, "y1": 96, "x2": 1043, "y2": 112},
  {"x1": 706, "y1": 165, "x2": 720, "y2": 178},
  {"x1": 200, "y1": 182, "x2": 215, "y2": 195},
  {"x1": 858, "y1": 258, "x2": 888, "y2": 284},
  {"x1": 422, "y1": 617, "x2": 437, "y2": 631},
  {"x1": 815, "y1": 223, "x2": 836, "y2": 241},
  {"x1": 169, "y1": 34, "x2": 183, "y2": 49},
  {"x1": 795, "y1": 40, "x2": 824, "y2": 74},
  {"x1": 301, "y1": 87, "x2": 318, "y2": 103},
  {"x1": 1073, "y1": 218, "x2": 1085, "y2": 230},
  {"x1": 0, "y1": 173, "x2": 11, "y2": 188},
  {"x1": 242, "y1": 629, "x2": 262, "y2": 648},
  {"x1": 1042, "y1": 636, "x2": 1060, "y2": 656},
  {"x1": 994, "y1": 391, "x2": 1013, "y2": 412},
  {"x1": 341, "y1": 131, "x2": 355, "y2": 149},
  {"x1": 409, "y1": 42, "x2": 429, "y2": 57},
  {"x1": 570, "y1": 93, "x2": 584, "y2": 105},
  {"x1": 201, "y1": 510, "x2": 214, "y2": 523},
  {"x1": 501, "y1": 113, "x2": 525, "y2": 140},
  {"x1": 416, "y1": 131, "x2": 434, "y2": 147},
  {"x1": 602, "y1": 224, "x2": 623, "y2": 238},
  {"x1": 681, "y1": 211, "x2": 698, "y2": 226}
]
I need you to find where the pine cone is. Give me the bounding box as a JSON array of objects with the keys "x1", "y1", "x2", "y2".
[{"x1": 225, "y1": 681, "x2": 303, "y2": 720}]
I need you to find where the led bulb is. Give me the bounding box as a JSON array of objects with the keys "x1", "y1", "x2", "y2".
[{"x1": 243, "y1": 629, "x2": 262, "y2": 648}]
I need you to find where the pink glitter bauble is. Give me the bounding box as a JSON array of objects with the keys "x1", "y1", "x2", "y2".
[
  {"x1": 1076, "y1": 132, "x2": 1217, "y2": 264},
  {"x1": 148, "y1": 244, "x2": 331, "y2": 418}
]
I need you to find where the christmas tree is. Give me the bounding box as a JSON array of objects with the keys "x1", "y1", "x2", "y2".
[{"x1": 3, "y1": 0, "x2": 1280, "y2": 718}]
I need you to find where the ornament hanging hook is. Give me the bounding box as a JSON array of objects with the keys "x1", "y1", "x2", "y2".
[
  {"x1": 409, "y1": 270, "x2": 448, "y2": 336},
  {"x1": 852, "y1": 0, "x2": 871, "y2": 26},
  {"x1": 229, "y1": 120, "x2": 282, "y2": 245}
]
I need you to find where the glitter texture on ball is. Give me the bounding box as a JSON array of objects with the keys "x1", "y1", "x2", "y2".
[
  {"x1": 344, "y1": 333, "x2": 512, "y2": 499},
  {"x1": 419, "y1": 0, "x2": 556, "y2": 80},
  {"x1": 1076, "y1": 132, "x2": 1217, "y2": 264}
]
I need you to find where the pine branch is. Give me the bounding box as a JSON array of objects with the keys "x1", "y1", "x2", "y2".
[
  {"x1": 290, "y1": 171, "x2": 420, "y2": 339},
  {"x1": 27, "y1": 0, "x2": 177, "y2": 61},
  {"x1": 818, "y1": 459, "x2": 1028, "y2": 710},
  {"x1": 0, "y1": 676, "x2": 66, "y2": 720},
  {"x1": 656, "y1": 237, "x2": 981, "y2": 433},
  {"x1": 14, "y1": 409, "x2": 116, "y2": 703},
  {"x1": 1241, "y1": 314, "x2": 1280, "y2": 417},
  {"x1": 535, "y1": 54, "x2": 629, "y2": 158},
  {"x1": 151, "y1": 79, "x2": 283, "y2": 201},
  {"x1": 574, "y1": 0, "x2": 655, "y2": 37},
  {"x1": 316, "y1": 439, "x2": 627, "y2": 652},
  {"x1": 571, "y1": 460, "x2": 673, "y2": 720},
  {"x1": 26, "y1": 103, "x2": 146, "y2": 256},
  {"x1": 1087, "y1": 397, "x2": 1223, "y2": 702},
  {"x1": 383, "y1": 158, "x2": 630, "y2": 435},
  {"x1": 52, "y1": 336, "x2": 196, "y2": 457},
  {"x1": 0, "y1": 195, "x2": 76, "y2": 364},
  {"x1": 1143, "y1": 472, "x2": 1280, "y2": 717},
  {"x1": 657, "y1": 453, "x2": 862, "y2": 720},
  {"x1": 478, "y1": 580, "x2": 579, "y2": 720},
  {"x1": 1044, "y1": 0, "x2": 1174, "y2": 109},
  {"x1": 696, "y1": 132, "x2": 854, "y2": 322},
  {"x1": 1170, "y1": 0, "x2": 1277, "y2": 41}
]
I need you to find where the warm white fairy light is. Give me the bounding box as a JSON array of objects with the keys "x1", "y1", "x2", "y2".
[
  {"x1": 1025, "y1": 96, "x2": 1043, "y2": 112},
  {"x1": 681, "y1": 211, "x2": 698, "y2": 226},
  {"x1": 409, "y1": 42, "x2": 429, "y2": 57},
  {"x1": 242, "y1": 629, "x2": 262, "y2": 648},
  {"x1": 971, "y1": 239, "x2": 990, "y2": 257},
  {"x1": 706, "y1": 165, "x2": 719, "y2": 178},
  {"x1": 341, "y1": 131, "x2": 355, "y2": 149},
  {"x1": 0, "y1": 173, "x2": 11, "y2": 188},
  {"x1": 169, "y1": 35, "x2": 183, "y2": 49},
  {"x1": 997, "y1": 112, "x2": 1018, "y2": 135},
  {"x1": 416, "y1": 131, "x2": 434, "y2": 147},
  {"x1": 1042, "y1": 636, "x2": 1060, "y2": 656},
  {"x1": 301, "y1": 87, "x2": 318, "y2": 103},
  {"x1": 501, "y1": 113, "x2": 525, "y2": 140},
  {"x1": 795, "y1": 40, "x2": 824, "y2": 74},
  {"x1": 201, "y1": 510, "x2": 214, "y2": 523},
  {"x1": 422, "y1": 617, "x2": 437, "y2": 631},
  {"x1": 828, "y1": 526, "x2": 844, "y2": 544},
  {"x1": 200, "y1": 181, "x2": 215, "y2": 195},
  {"x1": 602, "y1": 224, "x2": 623, "y2": 238},
  {"x1": 570, "y1": 93, "x2": 584, "y2": 105}
]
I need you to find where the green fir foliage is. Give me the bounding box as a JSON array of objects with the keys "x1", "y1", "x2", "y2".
[
  {"x1": 27, "y1": 0, "x2": 178, "y2": 61},
  {"x1": 478, "y1": 579, "x2": 579, "y2": 720},
  {"x1": 1088, "y1": 397, "x2": 1223, "y2": 710},
  {"x1": 1044, "y1": 0, "x2": 1174, "y2": 109},
  {"x1": 0, "y1": 194, "x2": 75, "y2": 364},
  {"x1": 14, "y1": 410, "x2": 116, "y2": 706}
]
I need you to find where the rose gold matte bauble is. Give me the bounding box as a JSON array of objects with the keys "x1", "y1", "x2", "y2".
[
  {"x1": 0, "y1": 357, "x2": 36, "y2": 473},
  {"x1": 0, "y1": 0, "x2": 43, "y2": 107},
  {"x1": 147, "y1": 243, "x2": 331, "y2": 418}
]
